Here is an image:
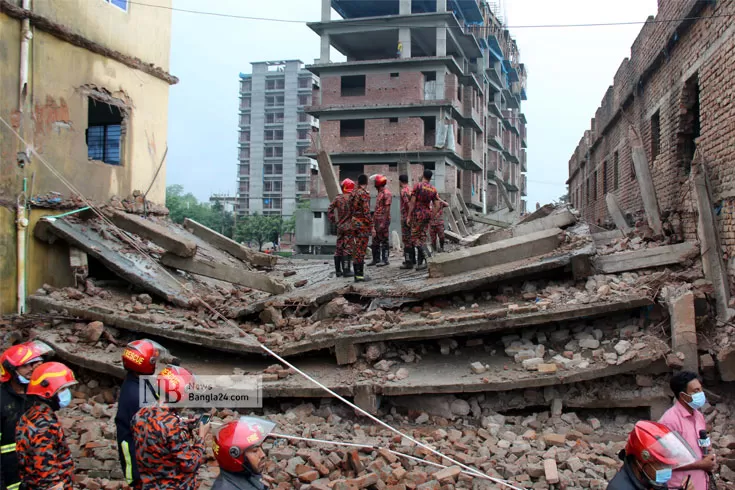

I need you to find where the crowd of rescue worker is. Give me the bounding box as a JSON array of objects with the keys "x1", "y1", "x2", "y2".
[
  {"x1": 0, "y1": 334, "x2": 721, "y2": 490},
  {"x1": 327, "y1": 170, "x2": 448, "y2": 282}
]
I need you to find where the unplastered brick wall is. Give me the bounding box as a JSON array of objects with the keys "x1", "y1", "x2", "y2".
[
  {"x1": 319, "y1": 72, "x2": 425, "y2": 107},
  {"x1": 568, "y1": 0, "x2": 735, "y2": 267},
  {"x1": 320, "y1": 118, "x2": 427, "y2": 153}
]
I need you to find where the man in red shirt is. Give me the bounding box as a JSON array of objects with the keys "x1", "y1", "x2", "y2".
[
  {"x1": 368, "y1": 174, "x2": 392, "y2": 267},
  {"x1": 407, "y1": 169, "x2": 441, "y2": 271},
  {"x1": 349, "y1": 174, "x2": 373, "y2": 282},
  {"x1": 398, "y1": 174, "x2": 415, "y2": 269}
]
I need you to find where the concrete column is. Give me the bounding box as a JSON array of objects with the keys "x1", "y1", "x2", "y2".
[
  {"x1": 435, "y1": 69, "x2": 446, "y2": 99},
  {"x1": 320, "y1": 33, "x2": 331, "y2": 63},
  {"x1": 399, "y1": 28, "x2": 411, "y2": 58},
  {"x1": 321, "y1": 0, "x2": 331, "y2": 22},
  {"x1": 436, "y1": 27, "x2": 447, "y2": 57},
  {"x1": 434, "y1": 159, "x2": 446, "y2": 193},
  {"x1": 436, "y1": 0, "x2": 447, "y2": 12},
  {"x1": 399, "y1": 0, "x2": 411, "y2": 15}
]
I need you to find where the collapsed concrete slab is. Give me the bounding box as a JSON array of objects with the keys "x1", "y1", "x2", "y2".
[
  {"x1": 103, "y1": 208, "x2": 197, "y2": 257},
  {"x1": 472, "y1": 209, "x2": 576, "y2": 247},
  {"x1": 592, "y1": 242, "x2": 699, "y2": 274},
  {"x1": 183, "y1": 218, "x2": 277, "y2": 268},
  {"x1": 668, "y1": 292, "x2": 698, "y2": 373},
  {"x1": 605, "y1": 194, "x2": 632, "y2": 234},
  {"x1": 592, "y1": 230, "x2": 625, "y2": 247},
  {"x1": 428, "y1": 228, "x2": 562, "y2": 278}
]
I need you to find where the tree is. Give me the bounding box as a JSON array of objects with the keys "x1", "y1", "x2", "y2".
[
  {"x1": 557, "y1": 187, "x2": 570, "y2": 205},
  {"x1": 234, "y1": 214, "x2": 283, "y2": 251},
  {"x1": 165, "y1": 185, "x2": 236, "y2": 238}
]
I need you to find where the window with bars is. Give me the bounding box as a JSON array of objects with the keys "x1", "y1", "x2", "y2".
[
  {"x1": 86, "y1": 98, "x2": 124, "y2": 165},
  {"x1": 651, "y1": 111, "x2": 661, "y2": 161},
  {"x1": 240, "y1": 97, "x2": 251, "y2": 109},
  {"x1": 264, "y1": 129, "x2": 284, "y2": 141},
  {"x1": 266, "y1": 79, "x2": 285, "y2": 90},
  {"x1": 265, "y1": 112, "x2": 284, "y2": 124},
  {"x1": 297, "y1": 129, "x2": 309, "y2": 140},
  {"x1": 263, "y1": 198, "x2": 282, "y2": 209},
  {"x1": 264, "y1": 164, "x2": 283, "y2": 175},
  {"x1": 239, "y1": 181, "x2": 250, "y2": 193},
  {"x1": 239, "y1": 148, "x2": 250, "y2": 160},
  {"x1": 240, "y1": 80, "x2": 251, "y2": 92},
  {"x1": 240, "y1": 114, "x2": 250, "y2": 126},
  {"x1": 296, "y1": 180, "x2": 309, "y2": 192},
  {"x1": 296, "y1": 163, "x2": 308, "y2": 174},
  {"x1": 266, "y1": 95, "x2": 284, "y2": 107},
  {"x1": 613, "y1": 152, "x2": 619, "y2": 190},
  {"x1": 239, "y1": 164, "x2": 250, "y2": 176},
  {"x1": 264, "y1": 180, "x2": 282, "y2": 192},
  {"x1": 265, "y1": 146, "x2": 283, "y2": 158},
  {"x1": 298, "y1": 94, "x2": 310, "y2": 106},
  {"x1": 239, "y1": 130, "x2": 250, "y2": 143},
  {"x1": 298, "y1": 112, "x2": 309, "y2": 123},
  {"x1": 298, "y1": 77, "x2": 311, "y2": 88},
  {"x1": 298, "y1": 146, "x2": 310, "y2": 156}
]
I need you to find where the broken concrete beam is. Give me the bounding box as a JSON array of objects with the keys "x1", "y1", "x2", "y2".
[
  {"x1": 443, "y1": 207, "x2": 461, "y2": 236},
  {"x1": 629, "y1": 127, "x2": 663, "y2": 236},
  {"x1": 428, "y1": 228, "x2": 562, "y2": 278},
  {"x1": 450, "y1": 204, "x2": 468, "y2": 236},
  {"x1": 444, "y1": 230, "x2": 462, "y2": 244},
  {"x1": 474, "y1": 209, "x2": 576, "y2": 247},
  {"x1": 668, "y1": 292, "x2": 698, "y2": 373},
  {"x1": 316, "y1": 150, "x2": 341, "y2": 202},
  {"x1": 160, "y1": 253, "x2": 288, "y2": 295},
  {"x1": 592, "y1": 229, "x2": 625, "y2": 246},
  {"x1": 717, "y1": 345, "x2": 735, "y2": 382},
  {"x1": 469, "y1": 213, "x2": 510, "y2": 228},
  {"x1": 519, "y1": 203, "x2": 554, "y2": 224},
  {"x1": 354, "y1": 385, "x2": 380, "y2": 415},
  {"x1": 571, "y1": 243, "x2": 596, "y2": 280},
  {"x1": 454, "y1": 191, "x2": 471, "y2": 222},
  {"x1": 183, "y1": 218, "x2": 277, "y2": 268},
  {"x1": 691, "y1": 153, "x2": 731, "y2": 322},
  {"x1": 104, "y1": 208, "x2": 197, "y2": 257},
  {"x1": 592, "y1": 242, "x2": 698, "y2": 274},
  {"x1": 605, "y1": 193, "x2": 632, "y2": 233}
]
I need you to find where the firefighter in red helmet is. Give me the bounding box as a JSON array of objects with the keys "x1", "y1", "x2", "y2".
[
  {"x1": 211, "y1": 416, "x2": 276, "y2": 490},
  {"x1": 607, "y1": 421, "x2": 697, "y2": 490},
  {"x1": 115, "y1": 339, "x2": 167, "y2": 489},
  {"x1": 327, "y1": 178, "x2": 355, "y2": 278},
  {"x1": 15, "y1": 361, "x2": 77, "y2": 490},
  {"x1": 368, "y1": 174, "x2": 392, "y2": 268},
  {"x1": 0, "y1": 340, "x2": 53, "y2": 490}
]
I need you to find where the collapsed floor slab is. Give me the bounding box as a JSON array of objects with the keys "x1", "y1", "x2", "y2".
[{"x1": 592, "y1": 242, "x2": 699, "y2": 274}]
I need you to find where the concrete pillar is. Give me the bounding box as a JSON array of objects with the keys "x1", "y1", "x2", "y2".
[
  {"x1": 321, "y1": 0, "x2": 331, "y2": 22},
  {"x1": 605, "y1": 193, "x2": 632, "y2": 233},
  {"x1": 436, "y1": 27, "x2": 447, "y2": 57},
  {"x1": 669, "y1": 292, "x2": 698, "y2": 373},
  {"x1": 435, "y1": 70, "x2": 446, "y2": 100},
  {"x1": 629, "y1": 127, "x2": 663, "y2": 236},
  {"x1": 399, "y1": 0, "x2": 411, "y2": 15},
  {"x1": 434, "y1": 159, "x2": 446, "y2": 193},
  {"x1": 320, "y1": 33, "x2": 330, "y2": 63},
  {"x1": 398, "y1": 28, "x2": 411, "y2": 58},
  {"x1": 436, "y1": 0, "x2": 447, "y2": 12}
]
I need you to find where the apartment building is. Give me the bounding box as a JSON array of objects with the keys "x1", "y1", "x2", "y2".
[
  {"x1": 237, "y1": 60, "x2": 319, "y2": 218},
  {"x1": 295, "y1": 0, "x2": 528, "y2": 253}
]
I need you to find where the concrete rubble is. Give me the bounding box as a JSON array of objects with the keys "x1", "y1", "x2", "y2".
[{"x1": 5, "y1": 202, "x2": 735, "y2": 488}]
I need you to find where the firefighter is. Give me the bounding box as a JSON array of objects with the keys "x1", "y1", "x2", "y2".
[
  {"x1": 349, "y1": 174, "x2": 373, "y2": 282},
  {"x1": 398, "y1": 174, "x2": 415, "y2": 269},
  {"x1": 407, "y1": 169, "x2": 441, "y2": 271},
  {"x1": 15, "y1": 361, "x2": 77, "y2": 490},
  {"x1": 211, "y1": 416, "x2": 277, "y2": 490},
  {"x1": 0, "y1": 340, "x2": 53, "y2": 490},
  {"x1": 430, "y1": 198, "x2": 449, "y2": 253},
  {"x1": 115, "y1": 339, "x2": 166, "y2": 490},
  {"x1": 368, "y1": 174, "x2": 392, "y2": 267},
  {"x1": 132, "y1": 365, "x2": 209, "y2": 489},
  {"x1": 607, "y1": 421, "x2": 697, "y2": 490},
  {"x1": 327, "y1": 178, "x2": 355, "y2": 278}
]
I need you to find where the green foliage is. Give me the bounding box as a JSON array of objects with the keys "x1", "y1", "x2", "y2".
[
  {"x1": 234, "y1": 213, "x2": 284, "y2": 251},
  {"x1": 165, "y1": 185, "x2": 235, "y2": 238}
]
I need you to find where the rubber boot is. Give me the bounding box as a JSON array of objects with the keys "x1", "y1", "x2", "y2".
[
  {"x1": 334, "y1": 256, "x2": 343, "y2": 277},
  {"x1": 355, "y1": 263, "x2": 370, "y2": 282},
  {"x1": 400, "y1": 251, "x2": 411, "y2": 267},
  {"x1": 367, "y1": 244, "x2": 380, "y2": 266},
  {"x1": 376, "y1": 243, "x2": 389, "y2": 267},
  {"x1": 439, "y1": 238, "x2": 445, "y2": 253},
  {"x1": 415, "y1": 246, "x2": 428, "y2": 271},
  {"x1": 342, "y1": 257, "x2": 354, "y2": 278},
  {"x1": 399, "y1": 248, "x2": 415, "y2": 269}
]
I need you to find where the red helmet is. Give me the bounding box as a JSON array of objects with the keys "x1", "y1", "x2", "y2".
[
  {"x1": 625, "y1": 421, "x2": 696, "y2": 468},
  {"x1": 157, "y1": 365, "x2": 195, "y2": 394},
  {"x1": 213, "y1": 417, "x2": 276, "y2": 472},
  {"x1": 374, "y1": 175, "x2": 387, "y2": 187},
  {"x1": 341, "y1": 179, "x2": 355, "y2": 194},
  {"x1": 26, "y1": 362, "x2": 77, "y2": 399},
  {"x1": 0, "y1": 340, "x2": 54, "y2": 383},
  {"x1": 123, "y1": 339, "x2": 165, "y2": 375}
]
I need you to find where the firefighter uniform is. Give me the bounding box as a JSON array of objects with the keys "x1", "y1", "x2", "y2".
[
  {"x1": 15, "y1": 402, "x2": 74, "y2": 489},
  {"x1": 0, "y1": 383, "x2": 27, "y2": 490},
  {"x1": 349, "y1": 185, "x2": 373, "y2": 281},
  {"x1": 327, "y1": 192, "x2": 353, "y2": 277},
  {"x1": 430, "y1": 200, "x2": 448, "y2": 253},
  {"x1": 399, "y1": 185, "x2": 414, "y2": 268},
  {"x1": 409, "y1": 180, "x2": 440, "y2": 270},
  {"x1": 132, "y1": 404, "x2": 205, "y2": 489},
  {"x1": 370, "y1": 186, "x2": 392, "y2": 267},
  {"x1": 115, "y1": 372, "x2": 142, "y2": 488}
]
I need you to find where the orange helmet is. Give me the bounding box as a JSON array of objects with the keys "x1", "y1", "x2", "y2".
[
  {"x1": 0, "y1": 340, "x2": 54, "y2": 383},
  {"x1": 122, "y1": 339, "x2": 165, "y2": 375},
  {"x1": 374, "y1": 174, "x2": 387, "y2": 187},
  {"x1": 26, "y1": 362, "x2": 77, "y2": 399},
  {"x1": 341, "y1": 179, "x2": 355, "y2": 194},
  {"x1": 625, "y1": 421, "x2": 696, "y2": 468},
  {"x1": 213, "y1": 417, "x2": 276, "y2": 472}
]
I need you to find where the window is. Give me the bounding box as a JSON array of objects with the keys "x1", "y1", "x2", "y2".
[
  {"x1": 340, "y1": 119, "x2": 365, "y2": 137},
  {"x1": 239, "y1": 130, "x2": 250, "y2": 143},
  {"x1": 298, "y1": 77, "x2": 310, "y2": 88},
  {"x1": 264, "y1": 164, "x2": 283, "y2": 175},
  {"x1": 651, "y1": 111, "x2": 661, "y2": 161},
  {"x1": 263, "y1": 198, "x2": 281, "y2": 209},
  {"x1": 239, "y1": 148, "x2": 250, "y2": 160},
  {"x1": 240, "y1": 79, "x2": 251, "y2": 92},
  {"x1": 298, "y1": 112, "x2": 308, "y2": 123},
  {"x1": 265, "y1": 146, "x2": 283, "y2": 158},
  {"x1": 422, "y1": 116, "x2": 436, "y2": 146},
  {"x1": 264, "y1": 180, "x2": 282, "y2": 192},
  {"x1": 239, "y1": 164, "x2": 250, "y2": 176},
  {"x1": 389, "y1": 118, "x2": 398, "y2": 124},
  {"x1": 265, "y1": 112, "x2": 284, "y2": 124},
  {"x1": 457, "y1": 127, "x2": 462, "y2": 145},
  {"x1": 298, "y1": 146, "x2": 310, "y2": 156},
  {"x1": 265, "y1": 95, "x2": 284, "y2": 107},
  {"x1": 613, "y1": 151, "x2": 619, "y2": 190},
  {"x1": 103, "y1": 0, "x2": 128, "y2": 11},
  {"x1": 457, "y1": 84, "x2": 462, "y2": 101},
  {"x1": 602, "y1": 161, "x2": 608, "y2": 194},
  {"x1": 679, "y1": 73, "x2": 700, "y2": 175},
  {"x1": 586, "y1": 177, "x2": 590, "y2": 204},
  {"x1": 456, "y1": 169, "x2": 462, "y2": 189},
  {"x1": 298, "y1": 95, "x2": 310, "y2": 106},
  {"x1": 240, "y1": 114, "x2": 250, "y2": 126},
  {"x1": 297, "y1": 163, "x2": 308, "y2": 174},
  {"x1": 472, "y1": 130, "x2": 476, "y2": 149},
  {"x1": 297, "y1": 129, "x2": 309, "y2": 140},
  {"x1": 341, "y1": 75, "x2": 366, "y2": 97},
  {"x1": 264, "y1": 129, "x2": 284, "y2": 141},
  {"x1": 423, "y1": 71, "x2": 436, "y2": 82},
  {"x1": 314, "y1": 212, "x2": 322, "y2": 219},
  {"x1": 297, "y1": 181, "x2": 309, "y2": 192},
  {"x1": 240, "y1": 97, "x2": 251, "y2": 109},
  {"x1": 593, "y1": 171, "x2": 598, "y2": 201},
  {"x1": 266, "y1": 79, "x2": 285, "y2": 90},
  {"x1": 390, "y1": 73, "x2": 399, "y2": 78},
  {"x1": 239, "y1": 181, "x2": 250, "y2": 193},
  {"x1": 87, "y1": 98, "x2": 124, "y2": 165}
]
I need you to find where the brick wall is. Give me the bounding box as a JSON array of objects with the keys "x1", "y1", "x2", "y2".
[
  {"x1": 320, "y1": 117, "x2": 428, "y2": 153},
  {"x1": 319, "y1": 72, "x2": 425, "y2": 107}
]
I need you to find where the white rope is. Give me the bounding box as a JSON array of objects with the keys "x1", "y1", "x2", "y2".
[{"x1": 0, "y1": 115, "x2": 525, "y2": 489}]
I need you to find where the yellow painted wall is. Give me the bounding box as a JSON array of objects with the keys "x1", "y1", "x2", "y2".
[{"x1": 0, "y1": 3, "x2": 173, "y2": 314}]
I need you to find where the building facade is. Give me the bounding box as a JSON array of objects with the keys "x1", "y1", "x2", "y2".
[
  {"x1": 0, "y1": 0, "x2": 175, "y2": 313},
  {"x1": 237, "y1": 60, "x2": 319, "y2": 218},
  {"x1": 295, "y1": 0, "x2": 528, "y2": 253},
  {"x1": 567, "y1": 0, "x2": 735, "y2": 283}
]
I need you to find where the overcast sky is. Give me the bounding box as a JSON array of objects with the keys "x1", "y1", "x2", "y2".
[{"x1": 165, "y1": 0, "x2": 658, "y2": 206}]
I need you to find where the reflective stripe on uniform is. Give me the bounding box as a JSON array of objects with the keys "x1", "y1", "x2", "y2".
[
  {"x1": 7, "y1": 482, "x2": 21, "y2": 490},
  {"x1": 0, "y1": 442, "x2": 17, "y2": 453},
  {"x1": 121, "y1": 440, "x2": 133, "y2": 484}
]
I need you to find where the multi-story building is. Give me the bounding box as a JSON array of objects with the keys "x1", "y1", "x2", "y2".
[
  {"x1": 237, "y1": 60, "x2": 319, "y2": 218},
  {"x1": 295, "y1": 0, "x2": 527, "y2": 253},
  {"x1": 0, "y1": 0, "x2": 175, "y2": 313}
]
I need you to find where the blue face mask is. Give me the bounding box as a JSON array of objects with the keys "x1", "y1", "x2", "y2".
[
  {"x1": 57, "y1": 388, "x2": 72, "y2": 409},
  {"x1": 16, "y1": 375, "x2": 30, "y2": 385},
  {"x1": 687, "y1": 392, "x2": 706, "y2": 410},
  {"x1": 654, "y1": 468, "x2": 673, "y2": 484}
]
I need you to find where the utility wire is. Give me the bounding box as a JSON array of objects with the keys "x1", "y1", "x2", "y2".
[{"x1": 120, "y1": 0, "x2": 733, "y2": 29}]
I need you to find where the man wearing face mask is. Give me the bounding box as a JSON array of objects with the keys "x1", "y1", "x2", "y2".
[
  {"x1": 0, "y1": 341, "x2": 53, "y2": 490},
  {"x1": 659, "y1": 371, "x2": 716, "y2": 490},
  {"x1": 607, "y1": 421, "x2": 697, "y2": 490},
  {"x1": 15, "y1": 362, "x2": 77, "y2": 490},
  {"x1": 211, "y1": 417, "x2": 276, "y2": 490}
]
